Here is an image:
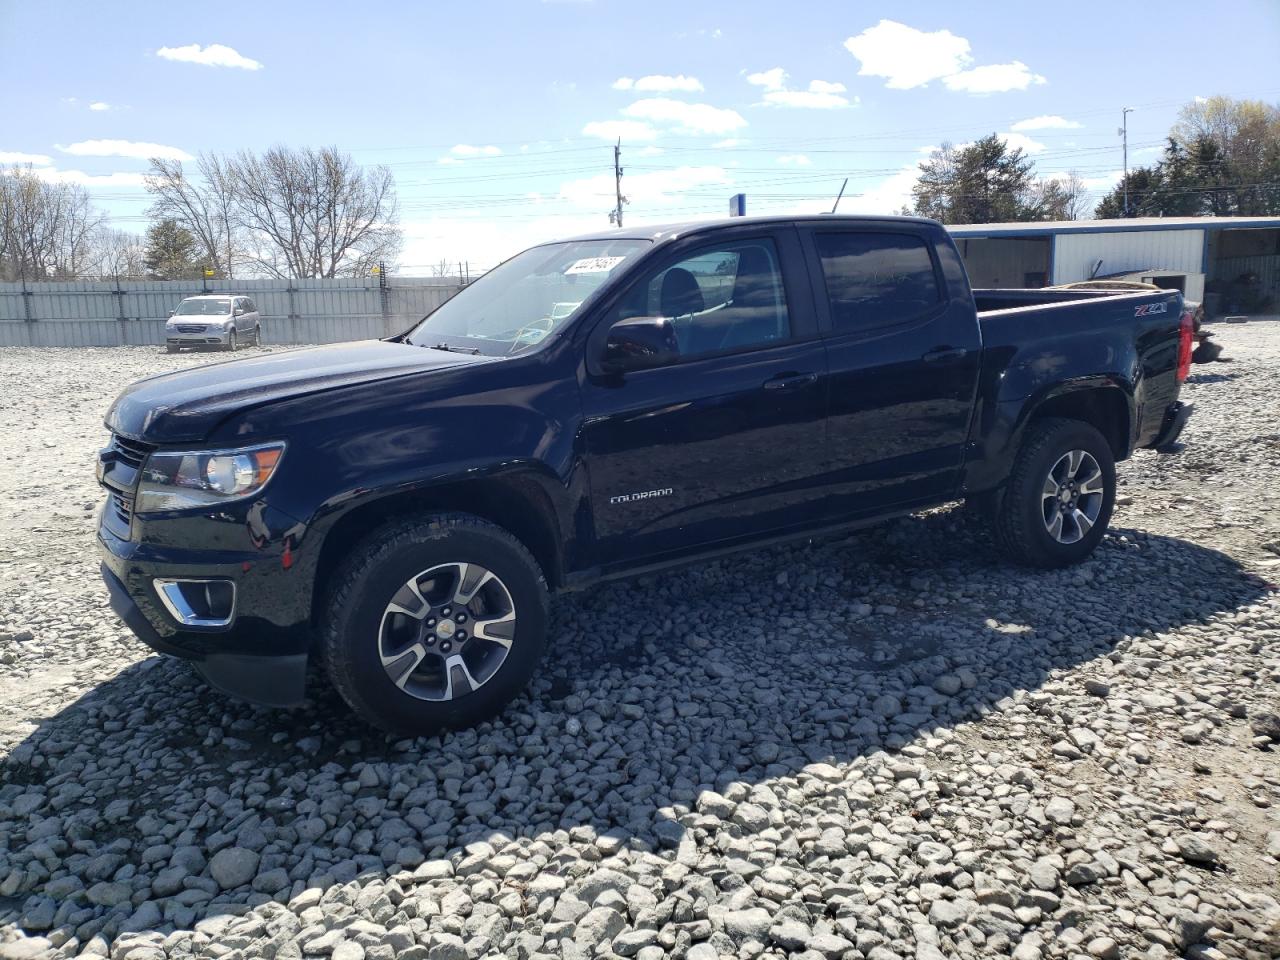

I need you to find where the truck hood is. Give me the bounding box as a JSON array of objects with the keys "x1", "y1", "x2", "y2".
[{"x1": 106, "y1": 340, "x2": 494, "y2": 443}]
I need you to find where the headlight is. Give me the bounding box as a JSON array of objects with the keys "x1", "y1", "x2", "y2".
[{"x1": 136, "y1": 443, "x2": 285, "y2": 512}]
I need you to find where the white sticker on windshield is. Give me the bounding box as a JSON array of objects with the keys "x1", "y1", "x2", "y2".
[{"x1": 565, "y1": 256, "x2": 626, "y2": 275}]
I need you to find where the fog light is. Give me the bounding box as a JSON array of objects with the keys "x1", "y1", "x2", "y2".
[{"x1": 154, "y1": 578, "x2": 236, "y2": 627}]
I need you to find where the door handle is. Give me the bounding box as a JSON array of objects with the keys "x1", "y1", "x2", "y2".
[
  {"x1": 763, "y1": 372, "x2": 818, "y2": 391},
  {"x1": 922, "y1": 347, "x2": 968, "y2": 363}
]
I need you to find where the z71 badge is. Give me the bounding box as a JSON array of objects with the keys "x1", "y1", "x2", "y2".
[
  {"x1": 1134, "y1": 302, "x2": 1168, "y2": 316},
  {"x1": 610, "y1": 488, "x2": 673, "y2": 505}
]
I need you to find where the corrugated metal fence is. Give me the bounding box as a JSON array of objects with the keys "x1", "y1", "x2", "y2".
[{"x1": 0, "y1": 277, "x2": 464, "y2": 347}]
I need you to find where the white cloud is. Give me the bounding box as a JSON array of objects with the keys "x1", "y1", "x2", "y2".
[
  {"x1": 623, "y1": 97, "x2": 746, "y2": 135},
  {"x1": 844, "y1": 20, "x2": 971, "y2": 89},
  {"x1": 58, "y1": 139, "x2": 193, "y2": 161},
  {"x1": 777, "y1": 154, "x2": 812, "y2": 166},
  {"x1": 155, "y1": 43, "x2": 263, "y2": 71},
  {"x1": 1082, "y1": 170, "x2": 1124, "y2": 191},
  {"x1": 0, "y1": 151, "x2": 54, "y2": 166},
  {"x1": 88, "y1": 102, "x2": 112, "y2": 112},
  {"x1": 559, "y1": 164, "x2": 729, "y2": 208},
  {"x1": 746, "y1": 67, "x2": 787, "y2": 92},
  {"x1": 943, "y1": 62, "x2": 1046, "y2": 93},
  {"x1": 582, "y1": 119, "x2": 658, "y2": 141},
  {"x1": 997, "y1": 131, "x2": 1046, "y2": 154},
  {"x1": 636, "y1": 145, "x2": 665, "y2": 156},
  {"x1": 844, "y1": 20, "x2": 1046, "y2": 93},
  {"x1": 763, "y1": 80, "x2": 853, "y2": 109},
  {"x1": 841, "y1": 164, "x2": 921, "y2": 215},
  {"x1": 1011, "y1": 114, "x2": 1082, "y2": 131},
  {"x1": 809, "y1": 80, "x2": 846, "y2": 95},
  {"x1": 450, "y1": 144, "x2": 502, "y2": 157},
  {"x1": 28, "y1": 167, "x2": 148, "y2": 188},
  {"x1": 615, "y1": 74, "x2": 703, "y2": 93}
]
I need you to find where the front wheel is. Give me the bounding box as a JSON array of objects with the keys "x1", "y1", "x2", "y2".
[
  {"x1": 989, "y1": 418, "x2": 1116, "y2": 568},
  {"x1": 225, "y1": 330, "x2": 238, "y2": 352},
  {"x1": 321, "y1": 513, "x2": 548, "y2": 734}
]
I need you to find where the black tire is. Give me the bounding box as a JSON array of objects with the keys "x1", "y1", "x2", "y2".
[
  {"x1": 989, "y1": 417, "x2": 1116, "y2": 568},
  {"x1": 321, "y1": 513, "x2": 548, "y2": 734},
  {"x1": 165, "y1": 344, "x2": 178, "y2": 354},
  {"x1": 252, "y1": 323, "x2": 262, "y2": 347},
  {"x1": 225, "y1": 331, "x2": 237, "y2": 352}
]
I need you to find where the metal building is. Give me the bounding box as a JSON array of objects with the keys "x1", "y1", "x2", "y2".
[{"x1": 947, "y1": 216, "x2": 1280, "y2": 318}]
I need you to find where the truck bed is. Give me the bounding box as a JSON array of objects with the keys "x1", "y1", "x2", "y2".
[{"x1": 969, "y1": 286, "x2": 1186, "y2": 457}]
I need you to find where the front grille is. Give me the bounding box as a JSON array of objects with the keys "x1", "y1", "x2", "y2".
[
  {"x1": 112, "y1": 435, "x2": 155, "y2": 470},
  {"x1": 101, "y1": 434, "x2": 156, "y2": 537},
  {"x1": 110, "y1": 491, "x2": 135, "y2": 526},
  {"x1": 175, "y1": 324, "x2": 206, "y2": 333}
]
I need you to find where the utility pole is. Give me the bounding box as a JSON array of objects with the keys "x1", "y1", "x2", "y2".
[
  {"x1": 1121, "y1": 107, "x2": 1133, "y2": 216},
  {"x1": 610, "y1": 138, "x2": 626, "y2": 228}
]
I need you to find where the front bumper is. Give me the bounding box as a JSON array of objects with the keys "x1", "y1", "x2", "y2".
[
  {"x1": 97, "y1": 504, "x2": 312, "y2": 707},
  {"x1": 165, "y1": 326, "x2": 232, "y2": 347}
]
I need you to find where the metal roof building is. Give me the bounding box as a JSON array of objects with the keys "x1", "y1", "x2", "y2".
[{"x1": 946, "y1": 216, "x2": 1280, "y2": 317}]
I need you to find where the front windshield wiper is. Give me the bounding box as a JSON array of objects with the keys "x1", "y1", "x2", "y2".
[{"x1": 423, "y1": 341, "x2": 481, "y2": 355}]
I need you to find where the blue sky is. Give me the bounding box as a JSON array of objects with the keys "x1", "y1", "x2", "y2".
[{"x1": 3, "y1": 0, "x2": 1278, "y2": 272}]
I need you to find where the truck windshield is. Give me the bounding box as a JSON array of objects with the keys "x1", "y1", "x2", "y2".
[
  {"x1": 405, "y1": 238, "x2": 651, "y2": 355},
  {"x1": 175, "y1": 299, "x2": 232, "y2": 316}
]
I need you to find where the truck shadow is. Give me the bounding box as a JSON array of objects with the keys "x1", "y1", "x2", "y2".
[{"x1": 0, "y1": 510, "x2": 1272, "y2": 946}]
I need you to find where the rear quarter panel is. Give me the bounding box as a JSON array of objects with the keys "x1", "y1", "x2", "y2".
[{"x1": 963, "y1": 289, "x2": 1183, "y2": 492}]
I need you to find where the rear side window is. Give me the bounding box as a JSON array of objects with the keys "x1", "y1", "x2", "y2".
[{"x1": 814, "y1": 232, "x2": 940, "y2": 331}]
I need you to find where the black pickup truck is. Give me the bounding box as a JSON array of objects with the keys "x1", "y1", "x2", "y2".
[{"x1": 98, "y1": 215, "x2": 1194, "y2": 733}]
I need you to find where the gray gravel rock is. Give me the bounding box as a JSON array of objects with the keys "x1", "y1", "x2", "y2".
[
  {"x1": 2, "y1": 335, "x2": 1280, "y2": 959},
  {"x1": 208, "y1": 847, "x2": 260, "y2": 889}
]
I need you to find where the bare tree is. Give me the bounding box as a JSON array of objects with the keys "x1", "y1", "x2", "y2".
[
  {"x1": 0, "y1": 165, "x2": 103, "y2": 280},
  {"x1": 145, "y1": 154, "x2": 238, "y2": 277},
  {"x1": 87, "y1": 227, "x2": 146, "y2": 279},
  {"x1": 225, "y1": 146, "x2": 400, "y2": 278},
  {"x1": 1028, "y1": 171, "x2": 1090, "y2": 221},
  {"x1": 429, "y1": 257, "x2": 453, "y2": 278}
]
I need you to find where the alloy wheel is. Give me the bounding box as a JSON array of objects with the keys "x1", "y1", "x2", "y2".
[
  {"x1": 377, "y1": 562, "x2": 517, "y2": 701},
  {"x1": 1040, "y1": 449, "x2": 1105, "y2": 544}
]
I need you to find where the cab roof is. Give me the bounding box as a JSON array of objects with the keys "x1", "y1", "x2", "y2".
[{"x1": 554, "y1": 213, "x2": 942, "y2": 246}]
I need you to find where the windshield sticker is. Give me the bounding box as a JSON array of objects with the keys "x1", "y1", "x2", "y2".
[{"x1": 565, "y1": 256, "x2": 626, "y2": 275}]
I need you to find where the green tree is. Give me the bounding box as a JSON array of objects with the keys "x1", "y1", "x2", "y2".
[
  {"x1": 910, "y1": 134, "x2": 1047, "y2": 224},
  {"x1": 1095, "y1": 97, "x2": 1280, "y2": 217},
  {"x1": 142, "y1": 218, "x2": 204, "y2": 279}
]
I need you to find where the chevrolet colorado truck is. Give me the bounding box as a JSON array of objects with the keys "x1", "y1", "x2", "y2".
[{"x1": 97, "y1": 215, "x2": 1195, "y2": 734}]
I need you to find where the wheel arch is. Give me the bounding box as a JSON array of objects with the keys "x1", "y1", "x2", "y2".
[
  {"x1": 309, "y1": 472, "x2": 567, "y2": 628},
  {"x1": 1023, "y1": 382, "x2": 1132, "y2": 461}
]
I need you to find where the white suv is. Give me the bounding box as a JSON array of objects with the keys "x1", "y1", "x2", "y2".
[{"x1": 165, "y1": 295, "x2": 261, "y2": 352}]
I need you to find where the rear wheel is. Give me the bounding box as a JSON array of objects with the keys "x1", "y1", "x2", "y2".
[
  {"x1": 165, "y1": 344, "x2": 178, "y2": 354},
  {"x1": 321, "y1": 513, "x2": 548, "y2": 734},
  {"x1": 252, "y1": 323, "x2": 262, "y2": 347},
  {"x1": 990, "y1": 417, "x2": 1115, "y2": 568}
]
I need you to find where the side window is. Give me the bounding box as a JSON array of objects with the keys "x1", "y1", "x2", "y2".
[
  {"x1": 814, "y1": 232, "x2": 941, "y2": 332},
  {"x1": 243, "y1": 298, "x2": 256, "y2": 313},
  {"x1": 613, "y1": 238, "x2": 790, "y2": 360}
]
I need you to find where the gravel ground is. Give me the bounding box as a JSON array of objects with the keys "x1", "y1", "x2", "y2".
[{"x1": 0, "y1": 329, "x2": 1278, "y2": 960}]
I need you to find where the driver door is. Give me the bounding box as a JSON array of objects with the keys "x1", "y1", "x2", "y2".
[{"x1": 578, "y1": 228, "x2": 829, "y2": 569}]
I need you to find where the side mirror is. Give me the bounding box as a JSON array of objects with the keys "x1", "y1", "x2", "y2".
[
  {"x1": 167, "y1": 310, "x2": 176, "y2": 317},
  {"x1": 602, "y1": 316, "x2": 680, "y2": 373}
]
